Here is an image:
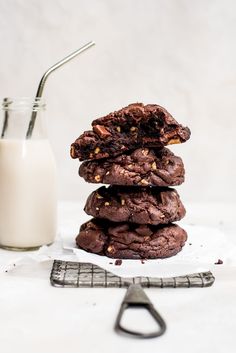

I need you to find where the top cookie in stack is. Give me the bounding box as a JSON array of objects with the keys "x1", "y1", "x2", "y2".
[
  {"x1": 70, "y1": 103, "x2": 190, "y2": 161},
  {"x1": 71, "y1": 103, "x2": 190, "y2": 260}
]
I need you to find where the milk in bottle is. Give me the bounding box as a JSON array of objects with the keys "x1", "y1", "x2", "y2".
[{"x1": 0, "y1": 98, "x2": 57, "y2": 250}]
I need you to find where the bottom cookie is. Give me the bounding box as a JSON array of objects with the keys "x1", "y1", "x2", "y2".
[{"x1": 76, "y1": 219, "x2": 187, "y2": 259}]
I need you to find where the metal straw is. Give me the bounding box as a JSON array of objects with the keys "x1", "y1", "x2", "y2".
[
  {"x1": 1, "y1": 98, "x2": 11, "y2": 138},
  {"x1": 26, "y1": 41, "x2": 95, "y2": 139}
]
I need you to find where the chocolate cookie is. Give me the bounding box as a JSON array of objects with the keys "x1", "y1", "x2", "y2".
[
  {"x1": 76, "y1": 219, "x2": 187, "y2": 259},
  {"x1": 71, "y1": 103, "x2": 191, "y2": 161},
  {"x1": 79, "y1": 147, "x2": 185, "y2": 186},
  {"x1": 84, "y1": 186, "x2": 186, "y2": 225}
]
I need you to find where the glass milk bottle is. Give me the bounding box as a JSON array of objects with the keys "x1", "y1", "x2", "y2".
[{"x1": 0, "y1": 98, "x2": 57, "y2": 250}]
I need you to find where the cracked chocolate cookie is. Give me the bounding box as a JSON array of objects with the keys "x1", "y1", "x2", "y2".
[
  {"x1": 79, "y1": 147, "x2": 185, "y2": 186},
  {"x1": 71, "y1": 103, "x2": 191, "y2": 161},
  {"x1": 76, "y1": 219, "x2": 187, "y2": 259},
  {"x1": 84, "y1": 185, "x2": 186, "y2": 225}
]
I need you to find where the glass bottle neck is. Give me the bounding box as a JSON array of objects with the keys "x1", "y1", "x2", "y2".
[{"x1": 1, "y1": 97, "x2": 47, "y2": 140}]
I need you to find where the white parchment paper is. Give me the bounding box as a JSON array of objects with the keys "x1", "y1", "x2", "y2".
[{"x1": 1, "y1": 224, "x2": 235, "y2": 277}]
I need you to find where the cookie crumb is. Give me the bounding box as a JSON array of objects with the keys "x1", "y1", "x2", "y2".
[
  {"x1": 141, "y1": 259, "x2": 146, "y2": 264},
  {"x1": 109, "y1": 262, "x2": 113, "y2": 265},
  {"x1": 215, "y1": 259, "x2": 223, "y2": 265},
  {"x1": 115, "y1": 259, "x2": 122, "y2": 266},
  {"x1": 189, "y1": 243, "x2": 192, "y2": 246}
]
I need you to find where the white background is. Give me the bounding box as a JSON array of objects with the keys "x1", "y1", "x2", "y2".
[{"x1": 0, "y1": 0, "x2": 235, "y2": 202}]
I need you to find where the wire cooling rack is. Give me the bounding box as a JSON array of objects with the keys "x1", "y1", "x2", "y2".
[{"x1": 50, "y1": 260, "x2": 215, "y2": 288}]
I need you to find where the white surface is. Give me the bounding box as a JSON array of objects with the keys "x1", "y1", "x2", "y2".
[
  {"x1": 0, "y1": 0, "x2": 236, "y2": 203},
  {"x1": 0, "y1": 201, "x2": 236, "y2": 353}
]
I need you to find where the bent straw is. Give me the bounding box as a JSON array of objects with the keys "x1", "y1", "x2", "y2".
[
  {"x1": 26, "y1": 41, "x2": 95, "y2": 138},
  {"x1": 1, "y1": 98, "x2": 11, "y2": 138}
]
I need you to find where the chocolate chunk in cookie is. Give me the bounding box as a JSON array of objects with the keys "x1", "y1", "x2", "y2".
[
  {"x1": 71, "y1": 103, "x2": 191, "y2": 161},
  {"x1": 76, "y1": 218, "x2": 187, "y2": 259},
  {"x1": 79, "y1": 147, "x2": 185, "y2": 186},
  {"x1": 84, "y1": 186, "x2": 186, "y2": 225}
]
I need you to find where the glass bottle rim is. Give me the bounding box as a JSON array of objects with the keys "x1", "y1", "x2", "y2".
[{"x1": 2, "y1": 97, "x2": 46, "y2": 112}]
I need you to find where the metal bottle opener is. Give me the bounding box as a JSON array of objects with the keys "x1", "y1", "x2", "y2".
[{"x1": 115, "y1": 284, "x2": 166, "y2": 338}]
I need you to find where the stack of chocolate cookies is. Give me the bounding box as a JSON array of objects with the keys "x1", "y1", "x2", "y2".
[{"x1": 70, "y1": 103, "x2": 191, "y2": 259}]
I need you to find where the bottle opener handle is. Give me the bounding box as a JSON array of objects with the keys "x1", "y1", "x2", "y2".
[{"x1": 115, "y1": 284, "x2": 166, "y2": 338}]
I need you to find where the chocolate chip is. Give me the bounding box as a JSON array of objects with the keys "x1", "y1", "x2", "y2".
[
  {"x1": 93, "y1": 125, "x2": 111, "y2": 138},
  {"x1": 214, "y1": 259, "x2": 223, "y2": 265}
]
